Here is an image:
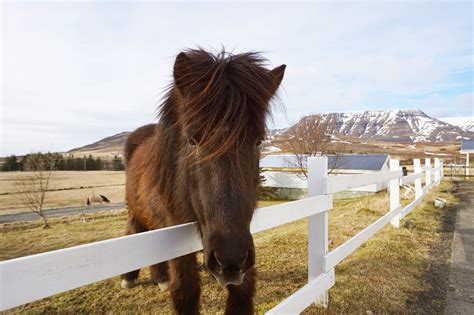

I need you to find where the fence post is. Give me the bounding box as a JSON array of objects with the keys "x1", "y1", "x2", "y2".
[
  {"x1": 307, "y1": 156, "x2": 329, "y2": 307},
  {"x1": 441, "y1": 160, "x2": 444, "y2": 179},
  {"x1": 389, "y1": 159, "x2": 400, "y2": 228},
  {"x1": 467, "y1": 153, "x2": 470, "y2": 176},
  {"x1": 434, "y1": 158, "x2": 440, "y2": 185},
  {"x1": 413, "y1": 159, "x2": 422, "y2": 199},
  {"x1": 425, "y1": 158, "x2": 431, "y2": 189}
]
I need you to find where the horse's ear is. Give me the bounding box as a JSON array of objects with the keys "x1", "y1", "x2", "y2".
[
  {"x1": 269, "y1": 64, "x2": 286, "y2": 95},
  {"x1": 174, "y1": 52, "x2": 191, "y2": 95}
]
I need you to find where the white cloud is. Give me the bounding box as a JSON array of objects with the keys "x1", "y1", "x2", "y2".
[
  {"x1": 414, "y1": 92, "x2": 474, "y2": 118},
  {"x1": 1, "y1": 1, "x2": 473, "y2": 155}
]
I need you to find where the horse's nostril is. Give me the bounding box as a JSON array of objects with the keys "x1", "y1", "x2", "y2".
[
  {"x1": 214, "y1": 253, "x2": 236, "y2": 274},
  {"x1": 207, "y1": 251, "x2": 218, "y2": 270},
  {"x1": 213, "y1": 251, "x2": 223, "y2": 270}
]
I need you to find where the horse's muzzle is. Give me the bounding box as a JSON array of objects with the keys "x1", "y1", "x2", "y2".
[
  {"x1": 206, "y1": 249, "x2": 252, "y2": 287},
  {"x1": 210, "y1": 268, "x2": 246, "y2": 288}
]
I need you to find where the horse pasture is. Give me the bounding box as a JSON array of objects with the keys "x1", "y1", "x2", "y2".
[
  {"x1": 0, "y1": 180, "x2": 458, "y2": 313},
  {"x1": 0, "y1": 171, "x2": 125, "y2": 214}
]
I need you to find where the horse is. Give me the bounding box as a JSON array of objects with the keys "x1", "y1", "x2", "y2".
[
  {"x1": 85, "y1": 194, "x2": 111, "y2": 206},
  {"x1": 121, "y1": 48, "x2": 285, "y2": 315}
]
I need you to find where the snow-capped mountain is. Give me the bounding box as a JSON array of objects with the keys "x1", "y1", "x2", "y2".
[
  {"x1": 287, "y1": 109, "x2": 473, "y2": 142},
  {"x1": 69, "y1": 109, "x2": 471, "y2": 154},
  {"x1": 439, "y1": 117, "x2": 474, "y2": 133}
]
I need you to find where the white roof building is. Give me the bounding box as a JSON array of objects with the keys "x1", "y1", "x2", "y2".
[
  {"x1": 460, "y1": 139, "x2": 474, "y2": 175},
  {"x1": 260, "y1": 154, "x2": 391, "y2": 193}
]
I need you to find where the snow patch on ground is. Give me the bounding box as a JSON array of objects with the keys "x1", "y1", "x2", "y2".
[
  {"x1": 263, "y1": 146, "x2": 282, "y2": 153},
  {"x1": 425, "y1": 152, "x2": 451, "y2": 156}
]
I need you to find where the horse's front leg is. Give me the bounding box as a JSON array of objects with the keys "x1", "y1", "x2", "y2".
[
  {"x1": 169, "y1": 253, "x2": 201, "y2": 315},
  {"x1": 150, "y1": 261, "x2": 170, "y2": 291},
  {"x1": 225, "y1": 267, "x2": 256, "y2": 315}
]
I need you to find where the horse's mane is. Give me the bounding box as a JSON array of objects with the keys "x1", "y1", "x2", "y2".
[{"x1": 158, "y1": 48, "x2": 277, "y2": 162}]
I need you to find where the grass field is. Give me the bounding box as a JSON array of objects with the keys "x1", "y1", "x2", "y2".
[
  {"x1": 0, "y1": 180, "x2": 459, "y2": 314},
  {"x1": 2, "y1": 166, "x2": 465, "y2": 215},
  {"x1": 0, "y1": 171, "x2": 125, "y2": 214}
]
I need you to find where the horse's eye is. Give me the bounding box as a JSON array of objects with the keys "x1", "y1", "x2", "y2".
[
  {"x1": 256, "y1": 139, "x2": 262, "y2": 146},
  {"x1": 188, "y1": 137, "x2": 198, "y2": 146}
]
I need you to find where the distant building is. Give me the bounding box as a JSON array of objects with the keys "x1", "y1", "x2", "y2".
[
  {"x1": 260, "y1": 154, "x2": 390, "y2": 172},
  {"x1": 460, "y1": 139, "x2": 474, "y2": 175},
  {"x1": 260, "y1": 154, "x2": 391, "y2": 195}
]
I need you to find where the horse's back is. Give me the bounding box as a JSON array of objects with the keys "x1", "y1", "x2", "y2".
[
  {"x1": 124, "y1": 124, "x2": 157, "y2": 166},
  {"x1": 125, "y1": 123, "x2": 167, "y2": 229}
]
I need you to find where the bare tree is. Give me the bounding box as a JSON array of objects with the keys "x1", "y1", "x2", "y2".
[
  {"x1": 286, "y1": 114, "x2": 347, "y2": 177},
  {"x1": 14, "y1": 155, "x2": 55, "y2": 228}
]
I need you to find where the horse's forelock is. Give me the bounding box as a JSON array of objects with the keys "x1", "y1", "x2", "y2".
[{"x1": 167, "y1": 49, "x2": 276, "y2": 162}]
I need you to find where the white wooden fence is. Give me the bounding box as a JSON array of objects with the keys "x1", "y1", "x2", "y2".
[{"x1": 0, "y1": 157, "x2": 443, "y2": 313}]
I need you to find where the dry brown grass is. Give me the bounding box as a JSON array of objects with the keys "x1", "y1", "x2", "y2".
[
  {"x1": 274, "y1": 136, "x2": 461, "y2": 163},
  {"x1": 0, "y1": 171, "x2": 125, "y2": 214},
  {"x1": 0, "y1": 181, "x2": 459, "y2": 314}
]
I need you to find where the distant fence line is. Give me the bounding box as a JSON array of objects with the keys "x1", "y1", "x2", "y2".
[{"x1": 0, "y1": 157, "x2": 443, "y2": 313}]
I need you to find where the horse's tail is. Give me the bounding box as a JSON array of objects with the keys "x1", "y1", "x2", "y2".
[
  {"x1": 86, "y1": 197, "x2": 90, "y2": 206},
  {"x1": 100, "y1": 195, "x2": 110, "y2": 203},
  {"x1": 124, "y1": 124, "x2": 157, "y2": 167}
]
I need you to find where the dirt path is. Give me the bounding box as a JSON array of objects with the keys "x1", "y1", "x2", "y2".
[
  {"x1": 0, "y1": 202, "x2": 126, "y2": 224},
  {"x1": 445, "y1": 179, "x2": 474, "y2": 314}
]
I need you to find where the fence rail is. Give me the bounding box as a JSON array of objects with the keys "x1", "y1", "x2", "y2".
[
  {"x1": 0, "y1": 157, "x2": 443, "y2": 313},
  {"x1": 324, "y1": 169, "x2": 403, "y2": 194}
]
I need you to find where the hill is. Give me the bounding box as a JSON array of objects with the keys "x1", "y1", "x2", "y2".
[
  {"x1": 68, "y1": 109, "x2": 471, "y2": 156},
  {"x1": 439, "y1": 117, "x2": 474, "y2": 133},
  {"x1": 68, "y1": 132, "x2": 130, "y2": 157},
  {"x1": 288, "y1": 109, "x2": 472, "y2": 143}
]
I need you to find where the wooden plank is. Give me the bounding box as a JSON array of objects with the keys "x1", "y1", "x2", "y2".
[
  {"x1": 250, "y1": 195, "x2": 332, "y2": 234},
  {"x1": 425, "y1": 158, "x2": 431, "y2": 187},
  {"x1": 324, "y1": 206, "x2": 401, "y2": 271},
  {"x1": 0, "y1": 222, "x2": 202, "y2": 311},
  {"x1": 414, "y1": 159, "x2": 422, "y2": 199},
  {"x1": 400, "y1": 195, "x2": 423, "y2": 219},
  {"x1": 431, "y1": 166, "x2": 441, "y2": 173},
  {"x1": 265, "y1": 269, "x2": 335, "y2": 315},
  {"x1": 422, "y1": 182, "x2": 433, "y2": 194},
  {"x1": 325, "y1": 170, "x2": 403, "y2": 194},
  {"x1": 0, "y1": 195, "x2": 333, "y2": 311},
  {"x1": 400, "y1": 172, "x2": 423, "y2": 185},
  {"x1": 389, "y1": 160, "x2": 401, "y2": 228},
  {"x1": 307, "y1": 156, "x2": 329, "y2": 307},
  {"x1": 435, "y1": 158, "x2": 441, "y2": 184}
]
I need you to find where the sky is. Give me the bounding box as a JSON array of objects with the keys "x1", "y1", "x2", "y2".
[{"x1": 1, "y1": 1, "x2": 473, "y2": 156}]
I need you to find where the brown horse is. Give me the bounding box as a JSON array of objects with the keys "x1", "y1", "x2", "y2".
[
  {"x1": 85, "y1": 194, "x2": 110, "y2": 206},
  {"x1": 121, "y1": 48, "x2": 285, "y2": 314}
]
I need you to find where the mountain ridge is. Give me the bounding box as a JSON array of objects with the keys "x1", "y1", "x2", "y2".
[
  {"x1": 439, "y1": 117, "x2": 474, "y2": 133},
  {"x1": 68, "y1": 109, "x2": 473, "y2": 153},
  {"x1": 286, "y1": 109, "x2": 472, "y2": 143}
]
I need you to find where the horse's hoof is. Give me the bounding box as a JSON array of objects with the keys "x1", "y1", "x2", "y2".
[
  {"x1": 121, "y1": 279, "x2": 135, "y2": 289},
  {"x1": 158, "y1": 282, "x2": 169, "y2": 292}
]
